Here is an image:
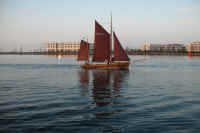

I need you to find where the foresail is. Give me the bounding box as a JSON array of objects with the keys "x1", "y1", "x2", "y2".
[
  {"x1": 77, "y1": 40, "x2": 89, "y2": 61},
  {"x1": 92, "y1": 21, "x2": 111, "y2": 62},
  {"x1": 113, "y1": 32, "x2": 130, "y2": 61}
]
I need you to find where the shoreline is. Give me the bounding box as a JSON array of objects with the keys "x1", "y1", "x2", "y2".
[{"x1": 1, "y1": 51, "x2": 200, "y2": 56}]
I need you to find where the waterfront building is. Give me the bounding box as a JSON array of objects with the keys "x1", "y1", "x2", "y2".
[
  {"x1": 186, "y1": 42, "x2": 200, "y2": 52},
  {"x1": 140, "y1": 44, "x2": 163, "y2": 51},
  {"x1": 140, "y1": 44, "x2": 152, "y2": 51},
  {"x1": 161, "y1": 44, "x2": 185, "y2": 52},
  {"x1": 47, "y1": 41, "x2": 80, "y2": 52},
  {"x1": 63, "y1": 42, "x2": 80, "y2": 52},
  {"x1": 140, "y1": 43, "x2": 185, "y2": 52},
  {"x1": 47, "y1": 41, "x2": 57, "y2": 52},
  {"x1": 57, "y1": 42, "x2": 64, "y2": 52}
]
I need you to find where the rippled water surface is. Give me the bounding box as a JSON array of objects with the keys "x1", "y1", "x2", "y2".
[{"x1": 0, "y1": 55, "x2": 200, "y2": 133}]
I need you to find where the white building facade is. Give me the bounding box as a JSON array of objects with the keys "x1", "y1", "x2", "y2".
[
  {"x1": 140, "y1": 43, "x2": 185, "y2": 52},
  {"x1": 47, "y1": 41, "x2": 80, "y2": 52},
  {"x1": 186, "y1": 42, "x2": 200, "y2": 52}
]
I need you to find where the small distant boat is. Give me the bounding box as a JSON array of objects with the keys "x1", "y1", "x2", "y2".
[{"x1": 77, "y1": 15, "x2": 130, "y2": 69}]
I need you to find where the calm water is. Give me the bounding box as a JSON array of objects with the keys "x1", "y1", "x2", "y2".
[{"x1": 0, "y1": 55, "x2": 200, "y2": 133}]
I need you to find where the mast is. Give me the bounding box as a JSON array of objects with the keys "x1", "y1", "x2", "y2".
[
  {"x1": 110, "y1": 12, "x2": 113, "y2": 63},
  {"x1": 87, "y1": 37, "x2": 89, "y2": 63}
]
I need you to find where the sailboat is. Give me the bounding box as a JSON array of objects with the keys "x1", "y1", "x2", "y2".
[{"x1": 77, "y1": 16, "x2": 130, "y2": 69}]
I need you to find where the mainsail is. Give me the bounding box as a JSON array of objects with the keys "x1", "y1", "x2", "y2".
[
  {"x1": 113, "y1": 32, "x2": 130, "y2": 61},
  {"x1": 92, "y1": 21, "x2": 111, "y2": 62},
  {"x1": 77, "y1": 40, "x2": 89, "y2": 61}
]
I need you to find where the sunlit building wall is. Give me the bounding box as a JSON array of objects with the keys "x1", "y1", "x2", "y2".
[
  {"x1": 140, "y1": 44, "x2": 162, "y2": 51},
  {"x1": 186, "y1": 42, "x2": 200, "y2": 52},
  {"x1": 161, "y1": 44, "x2": 185, "y2": 52},
  {"x1": 63, "y1": 42, "x2": 80, "y2": 52},
  {"x1": 140, "y1": 43, "x2": 185, "y2": 52},
  {"x1": 47, "y1": 41, "x2": 57, "y2": 52},
  {"x1": 47, "y1": 41, "x2": 80, "y2": 52}
]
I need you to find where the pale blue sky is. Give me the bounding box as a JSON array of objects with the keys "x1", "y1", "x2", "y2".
[{"x1": 0, "y1": 0, "x2": 200, "y2": 51}]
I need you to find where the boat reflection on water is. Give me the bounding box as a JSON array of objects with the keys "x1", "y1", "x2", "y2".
[
  {"x1": 78, "y1": 69, "x2": 90, "y2": 96},
  {"x1": 78, "y1": 69, "x2": 129, "y2": 118},
  {"x1": 92, "y1": 70, "x2": 112, "y2": 107}
]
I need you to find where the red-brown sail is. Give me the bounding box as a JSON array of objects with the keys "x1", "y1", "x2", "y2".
[
  {"x1": 92, "y1": 21, "x2": 111, "y2": 62},
  {"x1": 113, "y1": 32, "x2": 130, "y2": 61},
  {"x1": 77, "y1": 40, "x2": 89, "y2": 61}
]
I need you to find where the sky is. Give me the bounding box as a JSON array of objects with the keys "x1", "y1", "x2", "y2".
[{"x1": 0, "y1": 0, "x2": 200, "y2": 51}]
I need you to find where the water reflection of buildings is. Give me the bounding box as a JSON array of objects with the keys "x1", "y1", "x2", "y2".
[{"x1": 78, "y1": 69, "x2": 129, "y2": 117}]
